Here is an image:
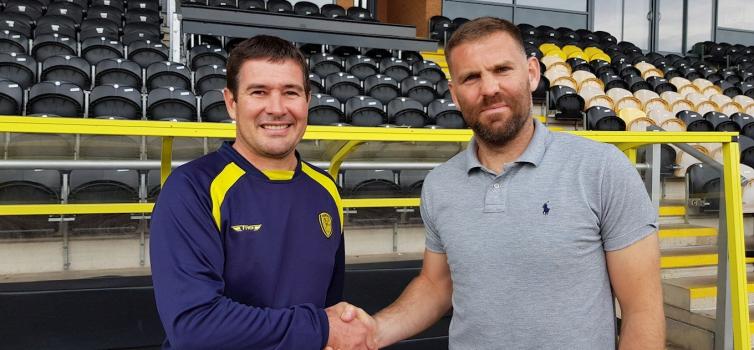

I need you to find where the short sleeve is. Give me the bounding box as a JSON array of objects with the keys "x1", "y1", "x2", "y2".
[
  {"x1": 599, "y1": 146, "x2": 659, "y2": 251},
  {"x1": 421, "y1": 181, "x2": 445, "y2": 253}
]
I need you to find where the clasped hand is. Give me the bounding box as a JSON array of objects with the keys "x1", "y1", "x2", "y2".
[{"x1": 324, "y1": 302, "x2": 378, "y2": 350}]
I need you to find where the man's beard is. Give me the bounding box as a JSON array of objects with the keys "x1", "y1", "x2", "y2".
[{"x1": 466, "y1": 106, "x2": 531, "y2": 147}]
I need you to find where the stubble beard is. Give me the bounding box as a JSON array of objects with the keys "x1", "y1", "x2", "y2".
[{"x1": 466, "y1": 101, "x2": 531, "y2": 148}]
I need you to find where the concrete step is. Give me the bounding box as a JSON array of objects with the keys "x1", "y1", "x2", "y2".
[
  {"x1": 665, "y1": 303, "x2": 754, "y2": 350},
  {"x1": 663, "y1": 272, "x2": 754, "y2": 311},
  {"x1": 661, "y1": 245, "x2": 754, "y2": 269}
]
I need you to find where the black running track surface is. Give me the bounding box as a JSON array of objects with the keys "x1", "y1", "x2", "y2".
[{"x1": 0, "y1": 259, "x2": 449, "y2": 350}]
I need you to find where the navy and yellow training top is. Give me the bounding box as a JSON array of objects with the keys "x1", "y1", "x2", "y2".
[{"x1": 150, "y1": 141, "x2": 344, "y2": 350}]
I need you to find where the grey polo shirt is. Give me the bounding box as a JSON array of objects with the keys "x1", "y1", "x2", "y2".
[{"x1": 421, "y1": 119, "x2": 658, "y2": 349}]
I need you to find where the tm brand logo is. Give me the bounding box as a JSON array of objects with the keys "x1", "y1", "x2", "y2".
[
  {"x1": 542, "y1": 201, "x2": 551, "y2": 216},
  {"x1": 231, "y1": 224, "x2": 262, "y2": 232}
]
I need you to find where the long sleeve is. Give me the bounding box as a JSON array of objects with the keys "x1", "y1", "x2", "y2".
[
  {"x1": 149, "y1": 171, "x2": 329, "y2": 350},
  {"x1": 324, "y1": 233, "x2": 345, "y2": 307}
]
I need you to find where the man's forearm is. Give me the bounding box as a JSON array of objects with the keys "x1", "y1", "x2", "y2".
[
  {"x1": 618, "y1": 309, "x2": 666, "y2": 350},
  {"x1": 373, "y1": 274, "x2": 452, "y2": 347}
]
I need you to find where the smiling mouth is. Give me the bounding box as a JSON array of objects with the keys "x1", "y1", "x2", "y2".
[{"x1": 261, "y1": 124, "x2": 292, "y2": 130}]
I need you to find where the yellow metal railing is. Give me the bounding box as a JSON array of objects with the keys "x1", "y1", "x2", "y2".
[{"x1": 0, "y1": 116, "x2": 748, "y2": 349}]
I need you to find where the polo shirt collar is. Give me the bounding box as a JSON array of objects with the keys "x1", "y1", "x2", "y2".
[{"x1": 464, "y1": 118, "x2": 551, "y2": 173}]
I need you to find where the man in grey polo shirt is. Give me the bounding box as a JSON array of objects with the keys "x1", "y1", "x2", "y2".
[{"x1": 336, "y1": 17, "x2": 664, "y2": 349}]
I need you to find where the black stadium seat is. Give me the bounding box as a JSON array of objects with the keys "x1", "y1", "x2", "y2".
[
  {"x1": 325, "y1": 72, "x2": 362, "y2": 103},
  {"x1": 677, "y1": 110, "x2": 714, "y2": 131},
  {"x1": 733, "y1": 113, "x2": 754, "y2": 139},
  {"x1": 0, "y1": 52, "x2": 36, "y2": 89},
  {"x1": 585, "y1": 106, "x2": 625, "y2": 131},
  {"x1": 95, "y1": 58, "x2": 143, "y2": 88},
  {"x1": 0, "y1": 30, "x2": 27, "y2": 54},
  {"x1": 0, "y1": 180, "x2": 59, "y2": 237},
  {"x1": 201, "y1": 89, "x2": 231, "y2": 123},
  {"x1": 89, "y1": 84, "x2": 143, "y2": 119},
  {"x1": 87, "y1": 5, "x2": 123, "y2": 25},
  {"x1": 364, "y1": 48, "x2": 391, "y2": 60},
  {"x1": 380, "y1": 57, "x2": 411, "y2": 82},
  {"x1": 364, "y1": 74, "x2": 399, "y2": 104},
  {"x1": 238, "y1": 0, "x2": 265, "y2": 10},
  {"x1": 429, "y1": 15, "x2": 453, "y2": 44},
  {"x1": 41, "y1": 55, "x2": 92, "y2": 89},
  {"x1": 346, "y1": 55, "x2": 378, "y2": 80},
  {"x1": 80, "y1": 18, "x2": 120, "y2": 41},
  {"x1": 345, "y1": 95, "x2": 385, "y2": 126},
  {"x1": 48, "y1": 2, "x2": 85, "y2": 24},
  {"x1": 267, "y1": 0, "x2": 293, "y2": 13},
  {"x1": 346, "y1": 6, "x2": 372, "y2": 21},
  {"x1": 147, "y1": 87, "x2": 197, "y2": 121},
  {"x1": 128, "y1": 39, "x2": 169, "y2": 68},
  {"x1": 309, "y1": 73, "x2": 323, "y2": 94},
  {"x1": 399, "y1": 51, "x2": 424, "y2": 64},
  {"x1": 387, "y1": 97, "x2": 426, "y2": 127},
  {"x1": 687, "y1": 163, "x2": 721, "y2": 212},
  {"x1": 0, "y1": 13, "x2": 33, "y2": 37},
  {"x1": 294, "y1": 1, "x2": 320, "y2": 16},
  {"x1": 31, "y1": 34, "x2": 77, "y2": 62},
  {"x1": 194, "y1": 64, "x2": 226, "y2": 95},
  {"x1": 125, "y1": 8, "x2": 161, "y2": 25},
  {"x1": 704, "y1": 111, "x2": 740, "y2": 132},
  {"x1": 436, "y1": 79, "x2": 450, "y2": 99},
  {"x1": 308, "y1": 93, "x2": 344, "y2": 125},
  {"x1": 146, "y1": 61, "x2": 192, "y2": 91},
  {"x1": 93, "y1": 0, "x2": 125, "y2": 9},
  {"x1": 123, "y1": 22, "x2": 161, "y2": 45},
  {"x1": 0, "y1": 79, "x2": 23, "y2": 115},
  {"x1": 35, "y1": 16, "x2": 77, "y2": 38},
  {"x1": 331, "y1": 45, "x2": 360, "y2": 57},
  {"x1": 189, "y1": 44, "x2": 228, "y2": 70},
  {"x1": 549, "y1": 85, "x2": 584, "y2": 119},
  {"x1": 321, "y1": 4, "x2": 345, "y2": 18},
  {"x1": 4, "y1": 0, "x2": 44, "y2": 22},
  {"x1": 400, "y1": 76, "x2": 436, "y2": 106},
  {"x1": 82, "y1": 37, "x2": 125, "y2": 65},
  {"x1": 209, "y1": 0, "x2": 237, "y2": 8},
  {"x1": 412, "y1": 60, "x2": 445, "y2": 83},
  {"x1": 647, "y1": 76, "x2": 676, "y2": 94},
  {"x1": 27, "y1": 81, "x2": 85, "y2": 117},
  {"x1": 128, "y1": 0, "x2": 160, "y2": 12},
  {"x1": 310, "y1": 53, "x2": 343, "y2": 79},
  {"x1": 428, "y1": 99, "x2": 464, "y2": 129}
]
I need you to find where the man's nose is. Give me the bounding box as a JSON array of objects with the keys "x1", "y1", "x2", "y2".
[
  {"x1": 265, "y1": 92, "x2": 285, "y2": 115},
  {"x1": 479, "y1": 74, "x2": 500, "y2": 96}
]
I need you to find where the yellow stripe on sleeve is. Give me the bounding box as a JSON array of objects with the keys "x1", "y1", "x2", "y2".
[
  {"x1": 209, "y1": 162, "x2": 246, "y2": 231},
  {"x1": 301, "y1": 163, "x2": 344, "y2": 233}
]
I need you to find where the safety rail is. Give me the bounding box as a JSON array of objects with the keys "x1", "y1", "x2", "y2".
[{"x1": 0, "y1": 116, "x2": 749, "y2": 349}]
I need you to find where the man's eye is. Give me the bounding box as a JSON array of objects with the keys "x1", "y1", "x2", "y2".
[
  {"x1": 285, "y1": 91, "x2": 300, "y2": 96},
  {"x1": 251, "y1": 91, "x2": 265, "y2": 96}
]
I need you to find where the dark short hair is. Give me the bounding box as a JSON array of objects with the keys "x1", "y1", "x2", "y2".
[
  {"x1": 225, "y1": 35, "x2": 310, "y2": 99},
  {"x1": 444, "y1": 17, "x2": 526, "y2": 70}
]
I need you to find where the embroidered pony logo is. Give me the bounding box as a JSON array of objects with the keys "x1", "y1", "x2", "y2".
[{"x1": 542, "y1": 202, "x2": 551, "y2": 215}]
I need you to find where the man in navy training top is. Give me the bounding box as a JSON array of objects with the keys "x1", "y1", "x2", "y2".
[{"x1": 150, "y1": 35, "x2": 376, "y2": 350}]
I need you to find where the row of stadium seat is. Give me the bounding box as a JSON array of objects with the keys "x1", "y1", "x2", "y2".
[
  {"x1": 0, "y1": 0, "x2": 162, "y2": 45},
  {"x1": 0, "y1": 78, "x2": 464, "y2": 128},
  {"x1": 182, "y1": 0, "x2": 375, "y2": 21}
]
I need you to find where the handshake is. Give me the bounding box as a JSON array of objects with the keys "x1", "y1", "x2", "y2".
[{"x1": 324, "y1": 302, "x2": 380, "y2": 350}]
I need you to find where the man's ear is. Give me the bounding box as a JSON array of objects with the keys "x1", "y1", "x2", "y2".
[
  {"x1": 448, "y1": 80, "x2": 458, "y2": 106},
  {"x1": 527, "y1": 56, "x2": 541, "y2": 93},
  {"x1": 223, "y1": 87, "x2": 237, "y2": 121}
]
